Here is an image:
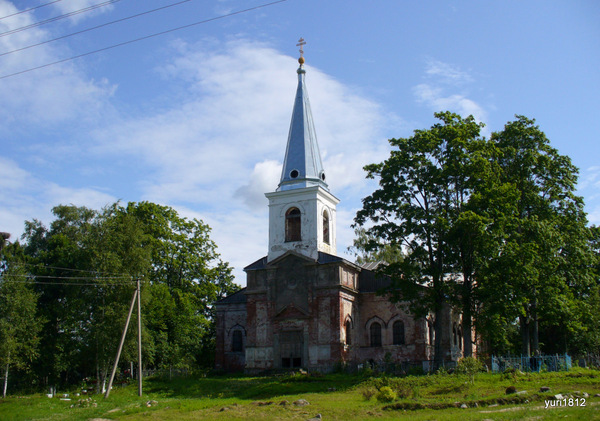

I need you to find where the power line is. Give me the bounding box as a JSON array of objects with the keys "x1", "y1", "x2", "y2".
[
  {"x1": 1, "y1": 0, "x2": 193, "y2": 58},
  {"x1": 6, "y1": 260, "x2": 131, "y2": 277},
  {"x1": 0, "y1": 0, "x2": 64, "y2": 21},
  {"x1": 0, "y1": 278, "x2": 135, "y2": 287},
  {"x1": 0, "y1": 0, "x2": 121, "y2": 38},
  {"x1": 0, "y1": 0, "x2": 287, "y2": 80},
  {"x1": 5, "y1": 273, "x2": 135, "y2": 282}
]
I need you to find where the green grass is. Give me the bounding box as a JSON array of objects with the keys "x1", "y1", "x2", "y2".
[{"x1": 1, "y1": 368, "x2": 599, "y2": 420}]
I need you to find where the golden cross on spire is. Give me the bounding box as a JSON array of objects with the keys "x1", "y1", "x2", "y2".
[{"x1": 296, "y1": 37, "x2": 306, "y2": 59}]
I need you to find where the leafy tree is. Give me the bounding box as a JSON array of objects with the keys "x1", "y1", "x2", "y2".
[
  {"x1": 355, "y1": 112, "x2": 485, "y2": 364},
  {"x1": 113, "y1": 202, "x2": 239, "y2": 369},
  {"x1": 15, "y1": 201, "x2": 238, "y2": 389},
  {"x1": 86, "y1": 204, "x2": 151, "y2": 392},
  {"x1": 455, "y1": 356, "x2": 483, "y2": 384},
  {"x1": 0, "y1": 243, "x2": 43, "y2": 397},
  {"x1": 21, "y1": 205, "x2": 101, "y2": 387},
  {"x1": 479, "y1": 116, "x2": 595, "y2": 356},
  {"x1": 348, "y1": 227, "x2": 404, "y2": 266}
]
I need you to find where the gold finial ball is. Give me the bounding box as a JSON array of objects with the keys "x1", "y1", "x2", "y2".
[{"x1": 298, "y1": 56, "x2": 305, "y2": 65}]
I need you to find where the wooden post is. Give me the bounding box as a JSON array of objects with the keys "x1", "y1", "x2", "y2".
[
  {"x1": 137, "y1": 278, "x2": 142, "y2": 397},
  {"x1": 104, "y1": 287, "x2": 137, "y2": 399}
]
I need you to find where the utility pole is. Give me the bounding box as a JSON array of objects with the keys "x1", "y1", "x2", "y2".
[
  {"x1": 104, "y1": 287, "x2": 138, "y2": 399},
  {"x1": 137, "y1": 278, "x2": 142, "y2": 397}
]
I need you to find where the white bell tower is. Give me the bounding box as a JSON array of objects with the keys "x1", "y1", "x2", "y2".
[{"x1": 266, "y1": 39, "x2": 339, "y2": 262}]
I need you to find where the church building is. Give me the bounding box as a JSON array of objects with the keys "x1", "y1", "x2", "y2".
[{"x1": 215, "y1": 44, "x2": 465, "y2": 372}]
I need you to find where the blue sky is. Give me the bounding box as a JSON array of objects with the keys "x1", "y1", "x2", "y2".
[{"x1": 1, "y1": 0, "x2": 599, "y2": 284}]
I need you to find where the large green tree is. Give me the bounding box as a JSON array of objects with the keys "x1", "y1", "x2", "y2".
[
  {"x1": 477, "y1": 116, "x2": 596, "y2": 356},
  {"x1": 0, "y1": 240, "x2": 43, "y2": 398},
  {"x1": 16, "y1": 201, "x2": 238, "y2": 389},
  {"x1": 114, "y1": 202, "x2": 238, "y2": 370},
  {"x1": 355, "y1": 112, "x2": 486, "y2": 364},
  {"x1": 356, "y1": 112, "x2": 597, "y2": 360}
]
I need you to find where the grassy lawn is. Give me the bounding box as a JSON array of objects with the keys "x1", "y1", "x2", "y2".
[{"x1": 1, "y1": 368, "x2": 599, "y2": 420}]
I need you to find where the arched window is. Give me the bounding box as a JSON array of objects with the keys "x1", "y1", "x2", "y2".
[
  {"x1": 393, "y1": 320, "x2": 405, "y2": 345},
  {"x1": 345, "y1": 320, "x2": 352, "y2": 345},
  {"x1": 285, "y1": 207, "x2": 301, "y2": 242},
  {"x1": 370, "y1": 322, "x2": 382, "y2": 347},
  {"x1": 322, "y1": 210, "x2": 330, "y2": 245},
  {"x1": 232, "y1": 330, "x2": 243, "y2": 353}
]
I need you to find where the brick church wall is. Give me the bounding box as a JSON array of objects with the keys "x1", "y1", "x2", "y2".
[
  {"x1": 356, "y1": 292, "x2": 430, "y2": 363},
  {"x1": 215, "y1": 254, "x2": 467, "y2": 372},
  {"x1": 215, "y1": 299, "x2": 247, "y2": 371}
]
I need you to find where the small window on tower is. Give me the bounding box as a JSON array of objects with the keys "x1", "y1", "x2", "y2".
[
  {"x1": 290, "y1": 169, "x2": 299, "y2": 179},
  {"x1": 322, "y1": 210, "x2": 330, "y2": 245},
  {"x1": 285, "y1": 207, "x2": 301, "y2": 242}
]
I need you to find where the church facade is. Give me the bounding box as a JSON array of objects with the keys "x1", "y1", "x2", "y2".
[{"x1": 215, "y1": 51, "x2": 465, "y2": 373}]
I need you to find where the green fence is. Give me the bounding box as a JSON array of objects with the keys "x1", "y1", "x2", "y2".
[{"x1": 491, "y1": 354, "x2": 571, "y2": 373}]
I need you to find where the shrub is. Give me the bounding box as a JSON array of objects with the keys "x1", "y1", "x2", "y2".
[
  {"x1": 455, "y1": 357, "x2": 484, "y2": 384},
  {"x1": 361, "y1": 387, "x2": 377, "y2": 401},
  {"x1": 376, "y1": 386, "x2": 397, "y2": 402},
  {"x1": 435, "y1": 367, "x2": 450, "y2": 376},
  {"x1": 359, "y1": 364, "x2": 374, "y2": 377},
  {"x1": 396, "y1": 385, "x2": 412, "y2": 399}
]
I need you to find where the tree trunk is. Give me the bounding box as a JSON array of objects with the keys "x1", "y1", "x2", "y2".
[
  {"x1": 433, "y1": 300, "x2": 450, "y2": 369},
  {"x1": 520, "y1": 315, "x2": 530, "y2": 357},
  {"x1": 462, "y1": 276, "x2": 473, "y2": 357},
  {"x1": 531, "y1": 316, "x2": 539, "y2": 355},
  {"x1": 462, "y1": 312, "x2": 473, "y2": 358},
  {"x1": 96, "y1": 357, "x2": 101, "y2": 395},
  {"x1": 3, "y1": 361, "x2": 8, "y2": 398},
  {"x1": 531, "y1": 295, "x2": 539, "y2": 355},
  {"x1": 433, "y1": 312, "x2": 443, "y2": 369}
]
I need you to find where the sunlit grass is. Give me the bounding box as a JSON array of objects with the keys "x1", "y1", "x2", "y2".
[{"x1": 0, "y1": 368, "x2": 598, "y2": 420}]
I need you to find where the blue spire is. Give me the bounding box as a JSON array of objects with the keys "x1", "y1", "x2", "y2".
[{"x1": 277, "y1": 57, "x2": 328, "y2": 192}]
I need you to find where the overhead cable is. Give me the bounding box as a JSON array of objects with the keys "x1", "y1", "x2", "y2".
[
  {"x1": 1, "y1": 278, "x2": 136, "y2": 287},
  {"x1": 0, "y1": 0, "x2": 64, "y2": 21},
  {"x1": 5, "y1": 273, "x2": 135, "y2": 281},
  {"x1": 0, "y1": 0, "x2": 287, "y2": 80},
  {"x1": 1, "y1": 0, "x2": 193, "y2": 57},
  {"x1": 0, "y1": 0, "x2": 121, "y2": 38},
  {"x1": 6, "y1": 260, "x2": 132, "y2": 277}
]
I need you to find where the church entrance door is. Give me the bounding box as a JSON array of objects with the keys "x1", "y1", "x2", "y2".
[{"x1": 280, "y1": 330, "x2": 303, "y2": 368}]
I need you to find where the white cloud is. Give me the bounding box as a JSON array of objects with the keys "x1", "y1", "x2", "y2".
[
  {"x1": 87, "y1": 39, "x2": 395, "y2": 284},
  {"x1": 236, "y1": 159, "x2": 281, "y2": 210},
  {"x1": 0, "y1": 157, "x2": 116, "y2": 240},
  {"x1": 1, "y1": 37, "x2": 396, "y2": 285},
  {"x1": 414, "y1": 59, "x2": 489, "y2": 133},
  {"x1": 577, "y1": 166, "x2": 600, "y2": 225},
  {"x1": 0, "y1": 1, "x2": 117, "y2": 132},
  {"x1": 414, "y1": 83, "x2": 488, "y2": 125},
  {"x1": 578, "y1": 166, "x2": 600, "y2": 192},
  {"x1": 51, "y1": 0, "x2": 116, "y2": 24},
  {"x1": 425, "y1": 58, "x2": 474, "y2": 85},
  {"x1": 92, "y1": 39, "x2": 392, "y2": 205}
]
